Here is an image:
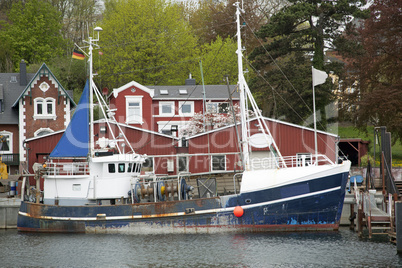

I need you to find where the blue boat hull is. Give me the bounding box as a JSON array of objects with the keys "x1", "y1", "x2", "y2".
[{"x1": 17, "y1": 170, "x2": 349, "y2": 233}]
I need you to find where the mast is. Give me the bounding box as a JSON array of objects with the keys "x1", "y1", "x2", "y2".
[
  {"x1": 86, "y1": 27, "x2": 102, "y2": 157},
  {"x1": 89, "y1": 36, "x2": 94, "y2": 157},
  {"x1": 235, "y1": 2, "x2": 250, "y2": 171}
]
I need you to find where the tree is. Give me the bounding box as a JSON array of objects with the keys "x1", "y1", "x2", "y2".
[
  {"x1": 337, "y1": 0, "x2": 402, "y2": 142},
  {"x1": 249, "y1": 0, "x2": 368, "y2": 127},
  {"x1": 0, "y1": 0, "x2": 66, "y2": 71},
  {"x1": 98, "y1": 0, "x2": 199, "y2": 88},
  {"x1": 179, "y1": 103, "x2": 255, "y2": 137},
  {"x1": 189, "y1": 36, "x2": 238, "y2": 85},
  {"x1": 49, "y1": 0, "x2": 103, "y2": 49},
  {"x1": 184, "y1": 0, "x2": 285, "y2": 52}
]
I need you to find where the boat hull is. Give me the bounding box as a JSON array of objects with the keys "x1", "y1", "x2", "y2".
[{"x1": 17, "y1": 168, "x2": 349, "y2": 233}]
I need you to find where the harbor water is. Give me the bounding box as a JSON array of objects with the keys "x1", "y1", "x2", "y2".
[{"x1": 1, "y1": 228, "x2": 401, "y2": 267}]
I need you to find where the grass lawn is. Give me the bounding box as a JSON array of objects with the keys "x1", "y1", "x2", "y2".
[{"x1": 338, "y1": 125, "x2": 402, "y2": 167}]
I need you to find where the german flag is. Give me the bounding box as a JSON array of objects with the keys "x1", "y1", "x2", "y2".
[{"x1": 72, "y1": 49, "x2": 85, "y2": 60}]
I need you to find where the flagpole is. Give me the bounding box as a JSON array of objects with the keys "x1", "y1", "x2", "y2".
[{"x1": 312, "y1": 66, "x2": 318, "y2": 165}]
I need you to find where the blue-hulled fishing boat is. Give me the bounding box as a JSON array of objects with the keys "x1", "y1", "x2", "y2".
[{"x1": 17, "y1": 3, "x2": 350, "y2": 233}]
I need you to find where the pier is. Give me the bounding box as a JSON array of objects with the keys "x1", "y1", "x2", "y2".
[{"x1": 0, "y1": 177, "x2": 21, "y2": 229}]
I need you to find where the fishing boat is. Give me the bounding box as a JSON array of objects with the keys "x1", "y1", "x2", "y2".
[{"x1": 17, "y1": 3, "x2": 350, "y2": 233}]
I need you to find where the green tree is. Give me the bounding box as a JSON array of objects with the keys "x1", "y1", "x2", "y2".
[
  {"x1": 0, "y1": 0, "x2": 66, "y2": 71},
  {"x1": 249, "y1": 0, "x2": 368, "y2": 127},
  {"x1": 49, "y1": 0, "x2": 102, "y2": 48},
  {"x1": 189, "y1": 36, "x2": 237, "y2": 85},
  {"x1": 98, "y1": 0, "x2": 199, "y2": 88}
]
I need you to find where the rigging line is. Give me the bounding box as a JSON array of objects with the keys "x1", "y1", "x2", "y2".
[
  {"x1": 240, "y1": 13, "x2": 331, "y2": 132},
  {"x1": 240, "y1": 13, "x2": 313, "y2": 114},
  {"x1": 138, "y1": 36, "x2": 228, "y2": 139},
  {"x1": 125, "y1": 34, "x2": 232, "y2": 153},
  {"x1": 244, "y1": 58, "x2": 338, "y2": 158},
  {"x1": 244, "y1": 59, "x2": 305, "y2": 123}
]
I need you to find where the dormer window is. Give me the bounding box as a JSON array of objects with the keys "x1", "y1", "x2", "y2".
[
  {"x1": 33, "y1": 97, "x2": 56, "y2": 120},
  {"x1": 160, "y1": 89, "x2": 168, "y2": 95}
]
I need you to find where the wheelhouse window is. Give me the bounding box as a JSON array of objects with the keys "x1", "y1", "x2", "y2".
[
  {"x1": 118, "y1": 163, "x2": 125, "y2": 173},
  {"x1": 128, "y1": 163, "x2": 133, "y2": 172},
  {"x1": 212, "y1": 155, "x2": 226, "y2": 171},
  {"x1": 108, "y1": 163, "x2": 115, "y2": 173},
  {"x1": 0, "y1": 131, "x2": 12, "y2": 153},
  {"x1": 159, "y1": 101, "x2": 175, "y2": 116},
  {"x1": 132, "y1": 163, "x2": 142, "y2": 173},
  {"x1": 126, "y1": 96, "x2": 143, "y2": 124},
  {"x1": 179, "y1": 101, "x2": 194, "y2": 116},
  {"x1": 34, "y1": 97, "x2": 56, "y2": 119}
]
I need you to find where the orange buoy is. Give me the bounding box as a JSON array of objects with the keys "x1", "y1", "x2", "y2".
[{"x1": 233, "y1": 206, "x2": 244, "y2": 217}]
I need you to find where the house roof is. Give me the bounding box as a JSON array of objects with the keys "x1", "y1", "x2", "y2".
[
  {"x1": 0, "y1": 72, "x2": 35, "y2": 124},
  {"x1": 149, "y1": 84, "x2": 240, "y2": 100},
  {"x1": 112, "y1": 81, "x2": 155, "y2": 98},
  {"x1": 11, "y1": 63, "x2": 75, "y2": 108}
]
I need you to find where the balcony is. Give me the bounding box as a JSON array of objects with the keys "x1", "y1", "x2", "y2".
[{"x1": 0, "y1": 154, "x2": 20, "y2": 166}]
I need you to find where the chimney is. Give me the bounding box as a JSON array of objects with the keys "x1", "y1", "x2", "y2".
[
  {"x1": 185, "y1": 73, "x2": 196, "y2": 85},
  {"x1": 20, "y1": 59, "x2": 27, "y2": 86}
]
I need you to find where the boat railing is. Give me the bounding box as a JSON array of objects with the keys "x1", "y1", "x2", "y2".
[
  {"x1": 46, "y1": 162, "x2": 90, "y2": 176},
  {"x1": 251, "y1": 154, "x2": 334, "y2": 169}
]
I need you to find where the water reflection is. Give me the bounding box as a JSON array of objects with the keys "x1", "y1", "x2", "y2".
[{"x1": 1, "y1": 228, "x2": 401, "y2": 268}]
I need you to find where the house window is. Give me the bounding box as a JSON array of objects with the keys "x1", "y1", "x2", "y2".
[
  {"x1": 0, "y1": 131, "x2": 12, "y2": 154},
  {"x1": 160, "y1": 89, "x2": 169, "y2": 95},
  {"x1": 39, "y1": 82, "x2": 50, "y2": 92},
  {"x1": 212, "y1": 155, "x2": 226, "y2": 171},
  {"x1": 206, "y1": 103, "x2": 218, "y2": 113},
  {"x1": 33, "y1": 97, "x2": 56, "y2": 119},
  {"x1": 126, "y1": 96, "x2": 143, "y2": 124},
  {"x1": 218, "y1": 103, "x2": 229, "y2": 113},
  {"x1": 179, "y1": 101, "x2": 194, "y2": 116},
  {"x1": 159, "y1": 101, "x2": 175, "y2": 116},
  {"x1": 206, "y1": 102, "x2": 230, "y2": 114},
  {"x1": 34, "y1": 128, "x2": 54, "y2": 137},
  {"x1": 178, "y1": 156, "x2": 188, "y2": 172}
]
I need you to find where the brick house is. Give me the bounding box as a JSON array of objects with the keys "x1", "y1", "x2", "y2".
[{"x1": 0, "y1": 61, "x2": 75, "y2": 175}]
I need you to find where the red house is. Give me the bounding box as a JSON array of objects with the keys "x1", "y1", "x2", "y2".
[
  {"x1": 109, "y1": 77, "x2": 240, "y2": 136},
  {"x1": 0, "y1": 61, "x2": 75, "y2": 177}
]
